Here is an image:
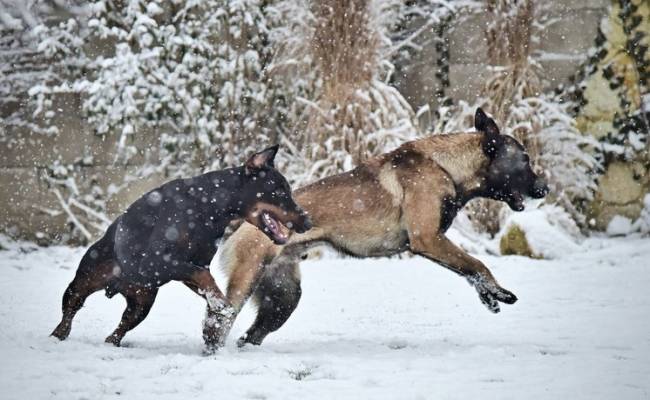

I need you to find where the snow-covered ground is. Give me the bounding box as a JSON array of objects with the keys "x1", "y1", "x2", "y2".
[{"x1": 0, "y1": 236, "x2": 649, "y2": 400}]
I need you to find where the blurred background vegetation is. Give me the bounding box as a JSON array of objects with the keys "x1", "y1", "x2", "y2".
[{"x1": 0, "y1": 0, "x2": 648, "y2": 248}]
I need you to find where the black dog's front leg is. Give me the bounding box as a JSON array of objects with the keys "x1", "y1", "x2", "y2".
[{"x1": 185, "y1": 269, "x2": 235, "y2": 353}]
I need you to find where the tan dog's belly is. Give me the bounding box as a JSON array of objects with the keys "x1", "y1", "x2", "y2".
[{"x1": 320, "y1": 224, "x2": 409, "y2": 257}]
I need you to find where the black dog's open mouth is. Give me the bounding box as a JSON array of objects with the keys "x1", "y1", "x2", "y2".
[{"x1": 260, "y1": 211, "x2": 288, "y2": 244}]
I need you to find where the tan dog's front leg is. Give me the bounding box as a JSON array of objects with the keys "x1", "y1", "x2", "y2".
[
  {"x1": 409, "y1": 234, "x2": 517, "y2": 313},
  {"x1": 400, "y1": 173, "x2": 517, "y2": 312},
  {"x1": 400, "y1": 182, "x2": 517, "y2": 312}
]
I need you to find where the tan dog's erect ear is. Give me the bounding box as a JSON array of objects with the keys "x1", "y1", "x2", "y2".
[
  {"x1": 475, "y1": 108, "x2": 502, "y2": 158},
  {"x1": 245, "y1": 144, "x2": 279, "y2": 174}
]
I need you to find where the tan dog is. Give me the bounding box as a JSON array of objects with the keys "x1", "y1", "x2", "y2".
[{"x1": 220, "y1": 108, "x2": 549, "y2": 346}]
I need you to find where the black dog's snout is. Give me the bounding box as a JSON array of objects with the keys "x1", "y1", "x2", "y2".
[{"x1": 531, "y1": 179, "x2": 549, "y2": 199}]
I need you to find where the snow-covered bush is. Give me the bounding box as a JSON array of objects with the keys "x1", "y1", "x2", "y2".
[
  {"x1": 0, "y1": 1, "x2": 86, "y2": 137},
  {"x1": 498, "y1": 204, "x2": 582, "y2": 259},
  {"x1": 560, "y1": 0, "x2": 649, "y2": 167},
  {"x1": 16, "y1": 0, "x2": 294, "y2": 241},
  {"x1": 40, "y1": 158, "x2": 110, "y2": 243},
  {"x1": 31, "y1": 0, "x2": 288, "y2": 175}
]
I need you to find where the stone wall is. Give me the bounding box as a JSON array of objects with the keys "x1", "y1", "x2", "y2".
[
  {"x1": 578, "y1": 0, "x2": 650, "y2": 230},
  {"x1": 0, "y1": 0, "x2": 646, "y2": 241}
]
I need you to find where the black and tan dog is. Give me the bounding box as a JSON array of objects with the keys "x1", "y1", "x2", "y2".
[
  {"x1": 219, "y1": 108, "x2": 549, "y2": 346},
  {"x1": 51, "y1": 145, "x2": 311, "y2": 351}
]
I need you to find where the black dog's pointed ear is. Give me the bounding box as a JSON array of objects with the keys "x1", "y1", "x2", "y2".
[
  {"x1": 475, "y1": 108, "x2": 502, "y2": 158},
  {"x1": 245, "y1": 144, "x2": 279, "y2": 174}
]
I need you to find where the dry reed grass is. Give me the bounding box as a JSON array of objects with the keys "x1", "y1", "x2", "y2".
[{"x1": 281, "y1": 0, "x2": 418, "y2": 181}]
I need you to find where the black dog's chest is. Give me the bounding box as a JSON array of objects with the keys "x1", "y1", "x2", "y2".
[{"x1": 186, "y1": 217, "x2": 226, "y2": 265}]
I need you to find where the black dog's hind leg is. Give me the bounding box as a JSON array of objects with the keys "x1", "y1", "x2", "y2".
[
  {"x1": 51, "y1": 246, "x2": 115, "y2": 340},
  {"x1": 105, "y1": 286, "x2": 158, "y2": 346},
  {"x1": 238, "y1": 260, "x2": 302, "y2": 347}
]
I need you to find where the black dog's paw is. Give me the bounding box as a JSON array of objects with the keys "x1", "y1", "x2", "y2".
[
  {"x1": 50, "y1": 330, "x2": 68, "y2": 341},
  {"x1": 50, "y1": 323, "x2": 71, "y2": 341},
  {"x1": 202, "y1": 305, "x2": 235, "y2": 352}
]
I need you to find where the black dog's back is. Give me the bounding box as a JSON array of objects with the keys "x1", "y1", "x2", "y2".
[{"x1": 112, "y1": 172, "x2": 241, "y2": 287}]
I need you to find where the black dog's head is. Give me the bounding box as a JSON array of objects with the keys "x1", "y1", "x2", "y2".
[
  {"x1": 240, "y1": 145, "x2": 312, "y2": 244},
  {"x1": 475, "y1": 108, "x2": 549, "y2": 211}
]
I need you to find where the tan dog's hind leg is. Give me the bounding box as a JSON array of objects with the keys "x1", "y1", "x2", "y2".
[
  {"x1": 226, "y1": 257, "x2": 267, "y2": 313},
  {"x1": 237, "y1": 257, "x2": 302, "y2": 347},
  {"x1": 221, "y1": 225, "x2": 275, "y2": 313}
]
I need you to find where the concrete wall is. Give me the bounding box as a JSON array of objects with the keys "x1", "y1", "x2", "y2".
[
  {"x1": 0, "y1": 92, "x2": 165, "y2": 243},
  {"x1": 0, "y1": 0, "x2": 615, "y2": 242}
]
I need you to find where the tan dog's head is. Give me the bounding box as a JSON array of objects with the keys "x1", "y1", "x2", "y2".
[{"x1": 475, "y1": 108, "x2": 549, "y2": 211}]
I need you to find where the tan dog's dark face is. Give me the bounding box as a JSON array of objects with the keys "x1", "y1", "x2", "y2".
[{"x1": 476, "y1": 109, "x2": 549, "y2": 211}]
